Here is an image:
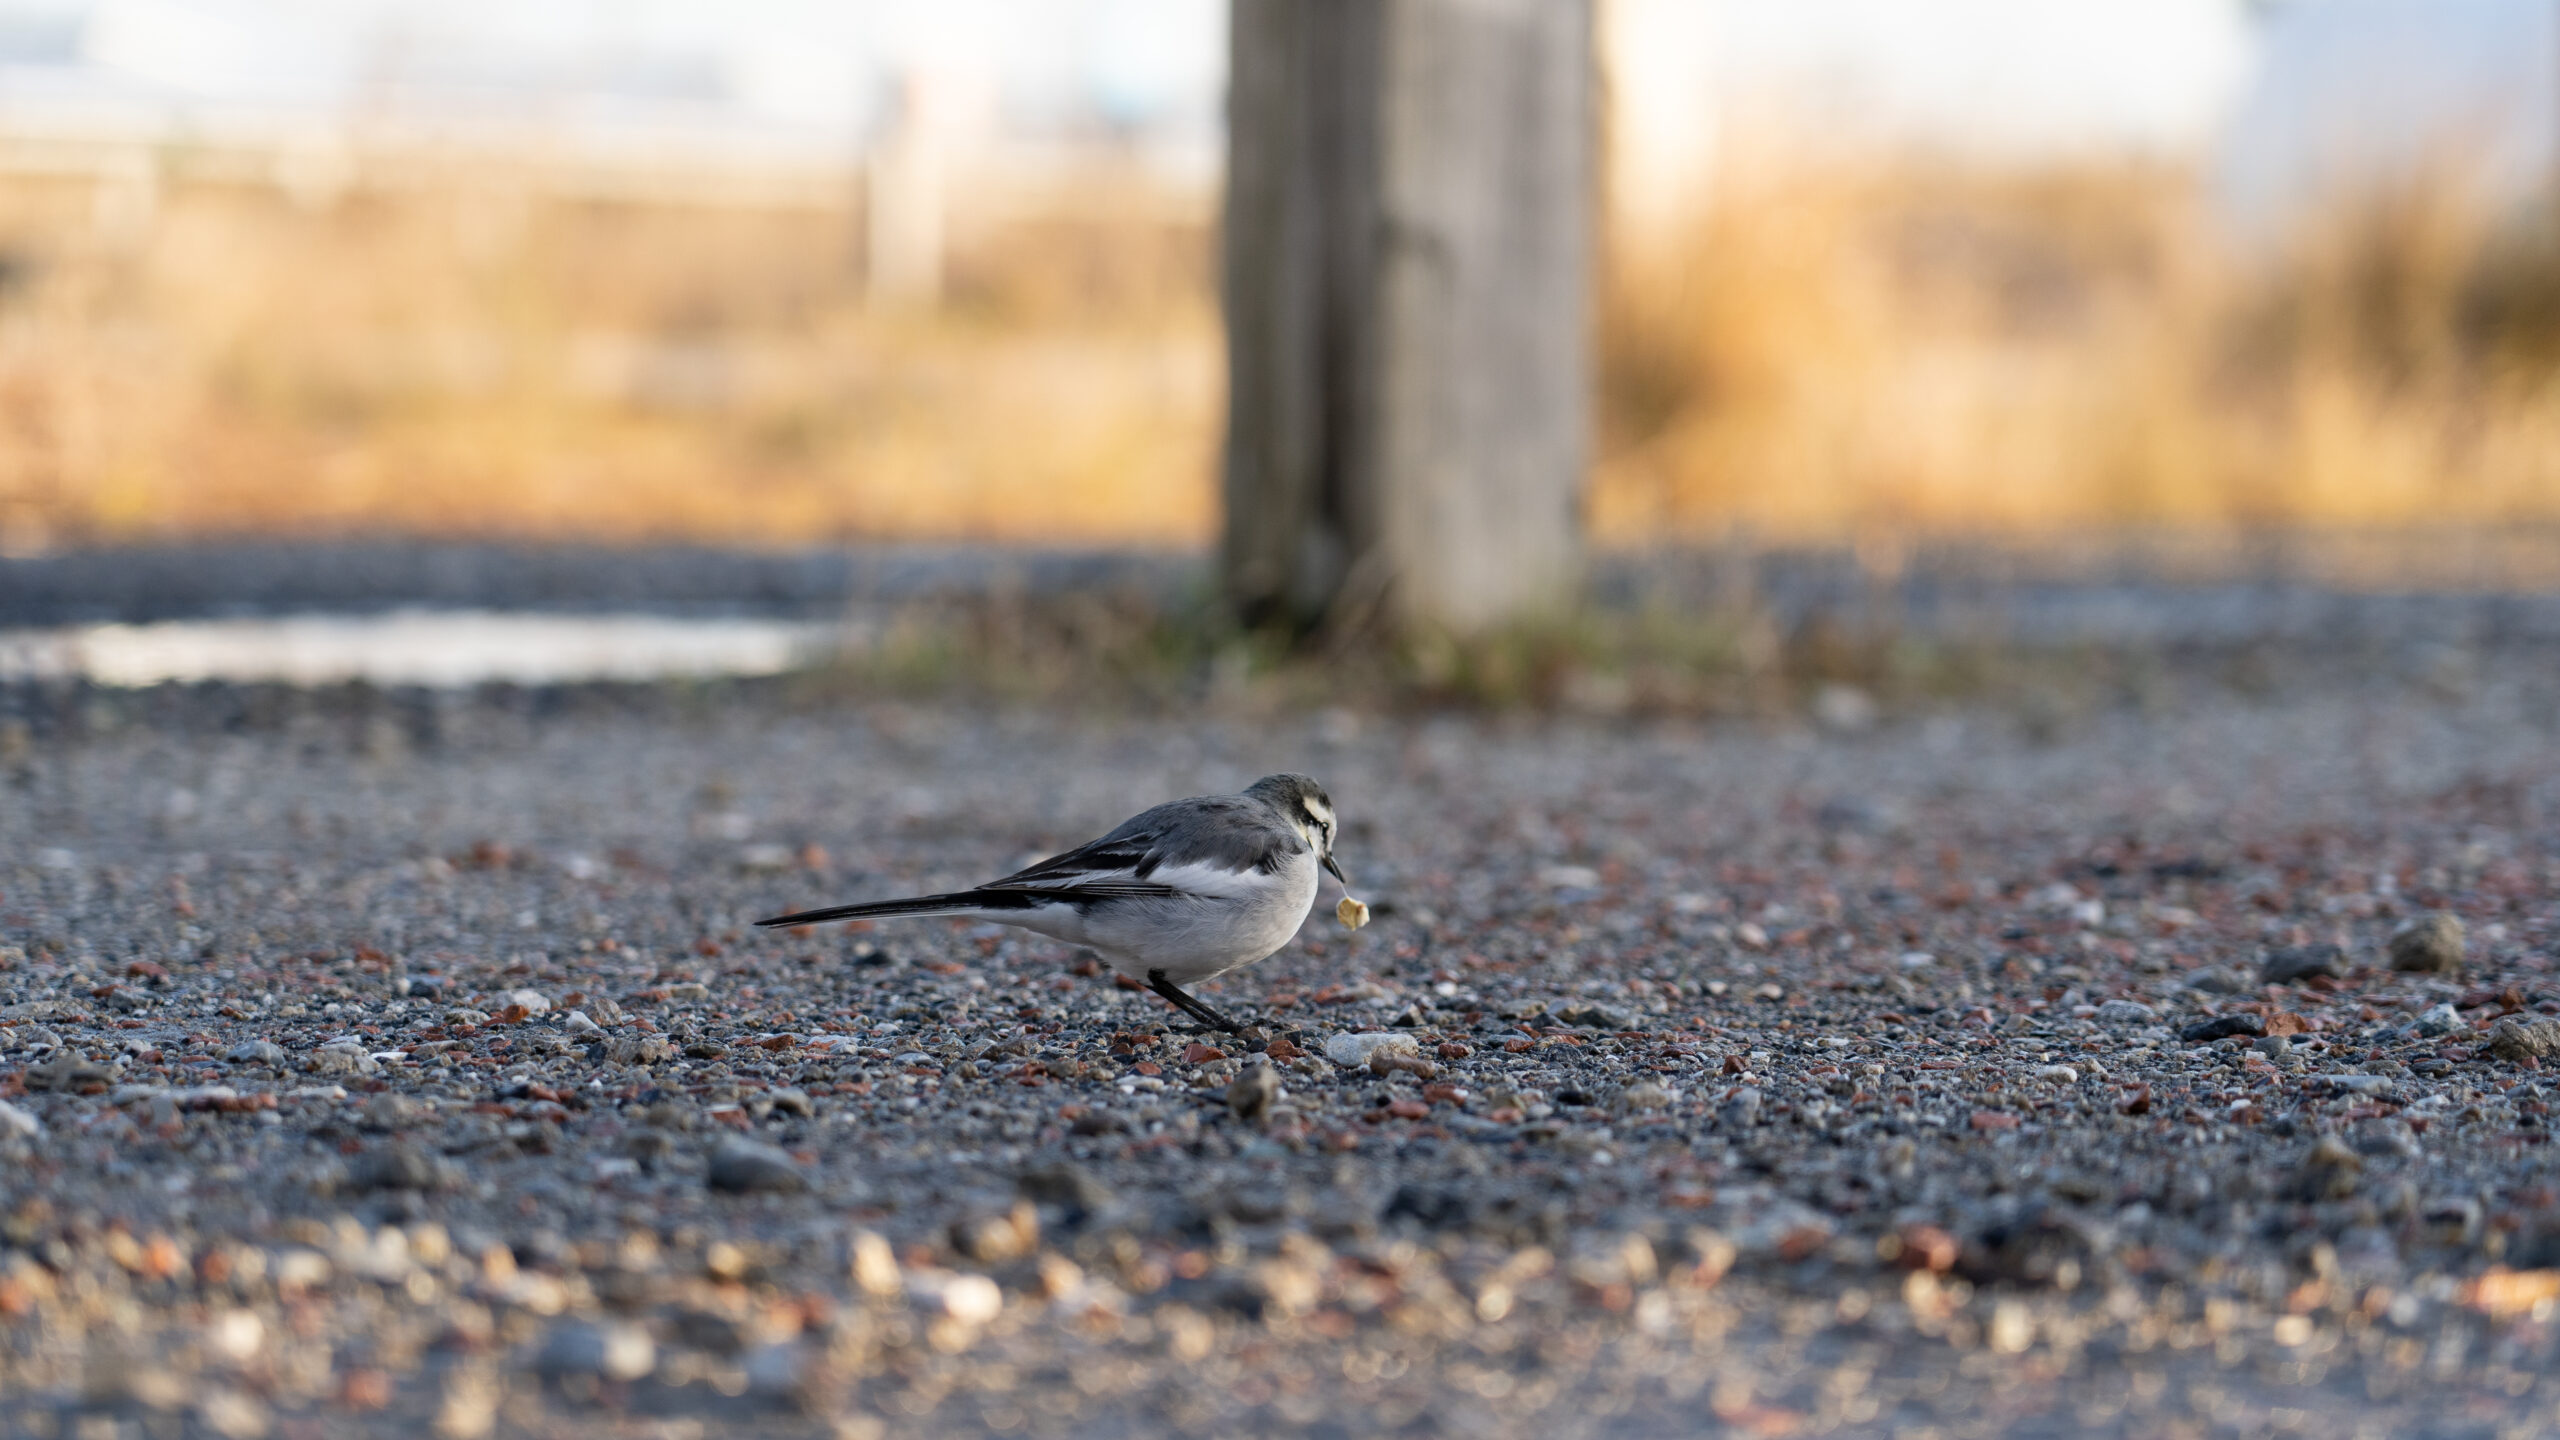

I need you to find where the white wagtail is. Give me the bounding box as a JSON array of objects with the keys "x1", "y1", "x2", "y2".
[{"x1": 756, "y1": 774, "x2": 1347, "y2": 1033}]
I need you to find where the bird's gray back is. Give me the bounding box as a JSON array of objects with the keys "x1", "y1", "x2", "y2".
[{"x1": 993, "y1": 793, "x2": 1304, "y2": 887}]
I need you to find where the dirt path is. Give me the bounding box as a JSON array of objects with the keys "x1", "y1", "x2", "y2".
[{"x1": 3, "y1": 669, "x2": 2558, "y2": 1437}]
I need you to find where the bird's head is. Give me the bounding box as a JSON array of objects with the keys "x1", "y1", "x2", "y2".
[{"x1": 1247, "y1": 772, "x2": 1347, "y2": 883}]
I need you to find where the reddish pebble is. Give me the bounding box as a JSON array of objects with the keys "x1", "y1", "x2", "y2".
[
  {"x1": 1776, "y1": 1226, "x2": 1831, "y2": 1262},
  {"x1": 1437, "y1": 1042, "x2": 1471, "y2": 1060},
  {"x1": 1896, "y1": 1224, "x2": 1960, "y2": 1272},
  {"x1": 1503, "y1": 1038, "x2": 1538, "y2": 1054},
  {"x1": 1970, "y1": 1110, "x2": 2021, "y2": 1132},
  {"x1": 1182, "y1": 1043, "x2": 1227, "y2": 1065},
  {"x1": 340, "y1": 1369, "x2": 393, "y2": 1410},
  {"x1": 1386, "y1": 1099, "x2": 1430, "y2": 1120}
]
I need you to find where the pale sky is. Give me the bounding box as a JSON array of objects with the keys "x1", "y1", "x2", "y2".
[
  {"x1": 0, "y1": 0, "x2": 2551, "y2": 221},
  {"x1": 9, "y1": 0, "x2": 2256, "y2": 153}
]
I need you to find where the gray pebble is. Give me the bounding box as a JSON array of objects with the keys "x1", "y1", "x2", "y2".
[
  {"x1": 535, "y1": 1320, "x2": 654, "y2": 1382},
  {"x1": 349, "y1": 1144, "x2": 446, "y2": 1193},
  {"x1": 1719, "y1": 1087, "x2": 1763, "y2": 1128},
  {"x1": 2388, "y1": 913, "x2": 2465, "y2": 973},
  {"x1": 2179, "y1": 1013, "x2": 2265, "y2": 1042},
  {"x1": 1227, "y1": 1061, "x2": 1281, "y2": 1123},
  {"x1": 706, "y1": 1136, "x2": 806, "y2": 1193},
  {"x1": 2485, "y1": 1019, "x2": 2560, "y2": 1062},
  {"x1": 2259, "y1": 944, "x2": 2345, "y2": 984},
  {"x1": 2407, "y1": 1003, "x2": 2462, "y2": 1038}
]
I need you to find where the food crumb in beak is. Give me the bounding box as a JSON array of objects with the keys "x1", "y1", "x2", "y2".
[{"x1": 1336, "y1": 897, "x2": 1370, "y2": 930}]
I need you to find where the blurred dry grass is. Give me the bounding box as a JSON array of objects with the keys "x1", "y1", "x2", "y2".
[
  {"x1": 0, "y1": 155, "x2": 1220, "y2": 553},
  {"x1": 1595, "y1": 141, "x2": 2560, "y2": 565},
  {"x1": 3, "y1": 139, "x2": 2559, "y2": 569}
]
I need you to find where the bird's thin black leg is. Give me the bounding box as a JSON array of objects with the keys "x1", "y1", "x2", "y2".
[{"x1": 1147, "y1": 970, "x2": 1241, "y2": 1034}]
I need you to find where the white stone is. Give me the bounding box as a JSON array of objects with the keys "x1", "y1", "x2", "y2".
[
  {"x1": 910, "y1": 1270, "x2": 1003, "y2": 1325},
  {"x1": 1324, "y1": 1032, "x2": 1419, "y2": 1067}
]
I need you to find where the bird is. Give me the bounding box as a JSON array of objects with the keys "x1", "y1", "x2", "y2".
[{"x1": 755, "y1": 773, "x2": 1347, "y2": 1033}]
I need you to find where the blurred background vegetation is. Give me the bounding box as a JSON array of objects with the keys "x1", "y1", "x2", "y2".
[
  {"x1": 0, "y1": 1, "x2": 2554, "y2": 584},
  {"x1": 0, "y1": 157, "x2": 1219, "y2": 551}
]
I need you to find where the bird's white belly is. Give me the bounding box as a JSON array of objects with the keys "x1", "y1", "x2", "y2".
[{"x1": 1001, "y1": 856, "x2": 1319, "y2": 986}]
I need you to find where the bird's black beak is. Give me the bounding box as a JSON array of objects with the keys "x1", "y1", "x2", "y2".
[{"x1": 1323, "y1": 853, "x2": 1348, "y2": 885}]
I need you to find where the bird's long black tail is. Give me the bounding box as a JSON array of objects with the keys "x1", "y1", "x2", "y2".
[{"x1": 755, "y1": 889, "x2": 1043, "y2": 929}]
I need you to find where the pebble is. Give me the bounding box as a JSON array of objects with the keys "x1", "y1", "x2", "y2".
[
  {"x1": 594, "y1": 1035, "x2": 676, "y2": 1065},
  {"x1": 1019, "y1": 1162, "x2": 1115, "y2": 1213},
  {"x1": 564, "y1": 1010, "x2": 603, "y2": 1036},
  {"x1": 306, "y1": 1047, "x2": 381, "y2": 1077},
  {"x1": 1621, "y1": 1080, "x2": 1672, "y2": 1110},
  {"x1": 951, "y1": 1202, "x2": 1039, "y2": 1263},
  {"x1": 360, "y1": 1093, "x2": 420, "y2": 1130},
  {"x1": 849, "y1": 1231, "x2": 903, "y2": 1297},
  {"x1": 2408, "y1": 1003, "x2": 2463, "y2": 1038},
  {"x1": 349, "y1": 1144, "x2": 446, "y2": 1192},
  {"x1": 2388, "y1": 913, "x2": 2465, "y2": 973},
  {"x1": 706, "y1": 1136, "x2": 807, "y2": 1193},
  {"x1": 2259, "y1": 944, "x2": 2345, "y2": 984},
  {"x1": 1324, "y1": 1032, "x2": 1419, "y2": 1067},
  {"x1": 2094, "y1": 1000, "x2": 2158, "y2": 1025},
  {"x1": 536, "y1": 1320, "x2": 655, "y2": 1382},
  {"x1": 909, "y1": 1271, "x2": 1004, "y2": 1325},
  {"x1": 1553, "y1": 1002, "x2": 1635, "y2": 1030},
  {"x1": 2179, "y1": 1014, "x2": 2265, "y2": 1042},
  {"x1": 2181, "y1": 967, "x2": 2244, "y2": 995},
  {"x1": 26, "y1": 1055, "x2": 114, "y2": 1090},
  {"x1": 1227, "y1": 1061, "x2": 1281, "y2": 1123},
  {"x1": 504, "y1": 989, "x2": 553, "y2": 1015},
  {"x1": 2296, "y1": 1134, "x2": 2364, "y2": 1200},
  {"x1": 2485, "y1": 1019, "x2": 2560, "y2": 1062},
  {"x1": 1719, "y1": 1087, "x2": 1763, "y2": 1128},
  {"x1": 0, "y1": 1098, "x2": 41, "y2": 1139},
  {"x1": 669, "y1": 1309, "x2": 745, "y2": 1355}
]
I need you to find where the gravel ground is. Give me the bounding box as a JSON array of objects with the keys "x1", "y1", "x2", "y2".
[{"x1": 4, "y1": 665, "x2": 2560, "y2": 1438}]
